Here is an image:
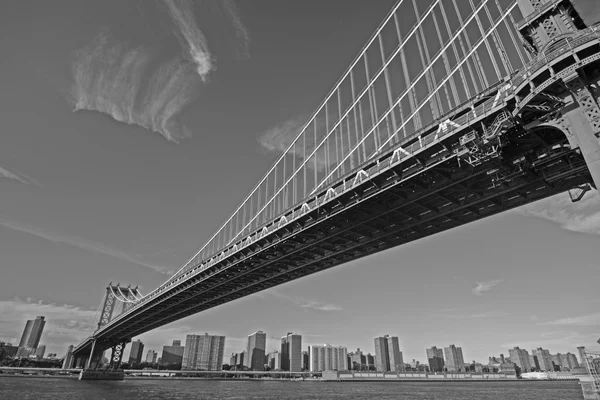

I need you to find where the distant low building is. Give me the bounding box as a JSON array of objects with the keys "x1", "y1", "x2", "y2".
[{"x1": 0, "y1": 342, "x2": 18, "y2": 360}]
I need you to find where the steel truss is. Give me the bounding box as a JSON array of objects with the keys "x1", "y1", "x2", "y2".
[{"x1": 81, "y1": 115, "x2": 590, "y2": 345}]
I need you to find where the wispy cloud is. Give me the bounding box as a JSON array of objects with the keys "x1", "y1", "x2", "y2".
[
  {"x1": 268, "y1": 291, "x2": 343, "y2": 312},
  {"x1": 258, "y1": 110, "x2": 373, "y2": 172},
  {"x1": 70, "y1": 33, "x2": 201, "y2": 143},
  {"x1": 540, "y1": 312, "x2": 600, "y2": 326},
  {"x1": 472, "y1": 280, "x2": 503, "y2": 296},
  {"x1": 0, "y1": 297, "x2": 98, "y2": 353},
  {"x1": 70, "y1": 1, "x2": 249, "y2": 142},
  {"x1": 164, "y1": 0, "x2": 213, "y2": 80},
  {"x1": 517, "y1": 190, "x2": 600, "y2": 235},
  {"x1": 0, "y1": 217, "x2": 172, "y2": 274},
  {"x1": 0, "y1": 165, "x2": 31, "y2": 184}
]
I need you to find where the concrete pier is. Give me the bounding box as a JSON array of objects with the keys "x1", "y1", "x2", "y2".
[
  {"x1": 78, "y1": 369, "x2": 125, "y2": 381},
  {"x1": 579, "y1": 376, "x2": 600, "y2": 400}
]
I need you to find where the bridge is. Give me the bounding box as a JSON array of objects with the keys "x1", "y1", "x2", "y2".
[{"x1": 70, "y1": 0, "x2": 600, "y2": 377}]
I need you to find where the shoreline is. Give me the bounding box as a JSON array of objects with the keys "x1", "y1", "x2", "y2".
[{"x1": 0, "y1": 374, "x2": 582, "y2": 383}]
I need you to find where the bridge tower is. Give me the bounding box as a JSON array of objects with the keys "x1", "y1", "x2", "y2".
[
  {"x1": 516, "y1": 0, "x2": 600, "y2": 192},
  {"x1": 76, "y1": 283, "x2": 142, "y2": 376}
]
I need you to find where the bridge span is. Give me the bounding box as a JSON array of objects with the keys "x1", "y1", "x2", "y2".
[{"x1": 70, "y1": 0, "x2": 600, "y2": 378}]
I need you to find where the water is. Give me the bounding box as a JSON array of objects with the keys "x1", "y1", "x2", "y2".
[{"x1": 0, "y1": 377, "x2": 584, "y2": 400}]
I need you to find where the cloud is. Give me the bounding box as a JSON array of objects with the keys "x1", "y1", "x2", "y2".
[
  {"x1": 0, "y1": 298, "x2": 98, "y2": 354},
  {"x1": 70, "y1": 1, "x2": 249, "y2": 142},
  {"x1": 540, "y1": 312, "x2": 600, "y2": 326},
  {"x1": 164, "y1": 0, "x2": 213, "y2": 80},
  {"x1": 472, "y1": 280, "x2": 503, "y2": 296},
  {"x1": 268, "y1": 291, "x2": 343, "y2": 312},
  {"x1": 516, "y1": 190, "x2": 600, "y2": 235},
  {"x1": 0, "y1": 165, "x2": 30, "y2": 184},
  {"x1": 70, "y1": 33, "x2": 201, "y2": 143},
  {"x1": 0, "y1": 217, "x2": 172, "y2": 274},
  {"x1": 258, "y1": 110, "x2": 374, "y2": 172}
]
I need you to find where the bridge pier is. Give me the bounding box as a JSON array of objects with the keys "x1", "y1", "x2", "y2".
[
  {"x1": 78, "y1": 340, "x2": 126, "y2": 380},
  {"x1": 562, "y1": 73, "x2": 600, "y2": 189},
  {"x1": 579, "y1": 377, "x2": 600, "y2": 400}
]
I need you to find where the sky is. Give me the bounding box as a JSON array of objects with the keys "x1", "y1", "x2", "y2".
[{"x1": 1, "y1": 0, "x2": 599, "y2": 365}]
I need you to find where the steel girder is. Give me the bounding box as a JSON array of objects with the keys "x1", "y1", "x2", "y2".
[{"x1": 82, "y1": 123, "x2": 590, "y2": 345}]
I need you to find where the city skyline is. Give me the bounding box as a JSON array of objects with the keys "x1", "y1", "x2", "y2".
[
  {"x1": 2, "y1": 314, "x2": 592, "y2": 374},
  {"x1": 1, "y1": 0, "x2": 600, "y2": 366}
]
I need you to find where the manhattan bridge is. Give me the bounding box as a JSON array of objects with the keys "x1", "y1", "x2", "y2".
[{"x1": 70, "y1": 0, "x2": 600, "y2": 377}]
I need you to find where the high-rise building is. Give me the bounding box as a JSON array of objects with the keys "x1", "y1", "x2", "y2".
[
  {"x1": 246, "y1": 331, "x2": 267, "y2": 371},
  {"x1": 508, "y1": 347, "x2": 531, "y2": 372},
  {"x1": 145, "y1": 350, "x2": 158, "y2": 364},
  {"x1": 280, "y1": 333, "x2": 302, "y2": 372},
  {"x1": 129, "y1": 340, "x2": 144, "y2": 366},
  {"x1": 531, "y1": 348, "x2": 553, "y2": 372},
  {"x1": 230, "y1": 353, "x2": 237, "y2": 366},
  {"x1": 387, "y1": 336, "x2": 403, "y2": 372},
  {"x1": 529, "y1": 354, "x2": 540, "y2": 370},
  {"x1": 267, "y1": 351, "x2": 281, "y2": 370},
  {"x1": 18, "y1": 316, "x2": 45, "y2": 352},
  {"x1": 62, "y1": 345, "x2": 74, "y2": 369},
  {"x1": 160, "y1": 340, "x2": 185, "y2": 367},
  {"x1": 309, "y1": 344, "x2": 348, "y2": 372},
  {"x1": 444, "y1": 345, "x2": 464, "y2": 372},
  {"x1": 182, "y1": 333, "x2": 226, "y2": 371},
  {"x1": 302, "y1": 351, "x2": 309, "y2": 371},
  {"x1": 35, "y1": 345, "x2": 46, "y2": 359},
  {"x1": 365, "y1": 353, "x2": 375, "y2": 370},
  {"x1": 578, "y1": 346, "x2": 587, "y2": 366},
  {"x1": 566, "y1": 352, "x2": 580, "y2": 369},
  {"x1": 426, "y1": 346, "x2": 445, "y2": 372},
  {"x1": 374, "y1": 336, "x2": 388, "y2": 372},
  {"x1": 350, "y1": 348, "x2": 366, "y2": 370},
  {"x1": 374, "y1": 335, "x2": 404, "y2": 372}
]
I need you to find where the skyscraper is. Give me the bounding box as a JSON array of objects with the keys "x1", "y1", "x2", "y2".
[
  {"x1": 267, "y1": 351, "x2": 281, "y2": 370},
  {"x1": 62, "y1": 345, "x2": 74, "y2": 369},
  {"x1": 350, "y1": 348, "x2": 366, "y2": 370},
  {"x1": 246, "y1": 330, "x2": 266, "y2": 371},
  {"x1": 566, "y1": 352, "x2": 580, "y2": 369},
  {"x1": 531, "y1": 348, "x2": 553, "y2": 372},
  {"x1": 128, "y1": 340, "x2": 144, "y2": 366},
  {"x1": 374, "y1": 335, "x2": 404, "y2": 372},
  {"x1": 145, "y1": 350, "x2": 158, "y2": 364},
  {"x1": 182, "y1": 333, "x2": 226, "y2": 371},
  {"x1": 35, "y1": 345, "x2": 46, "y2": 359},
  {"x1": 281, "y1": 333, "x2": 302, "y2": 372},
  {"x1": 444, "y1": 345, "x2": 465, "y2": 372},
  {"x1": 308, "y1": 344, "x2": 348, "y2": 372},
  {"x1": 18, "y1": 316, "x2": 45, "y2": 352},
  {"x1": 426, "y1": 346, "x2": 445, "y2": 372},
  {"x1": 302, "y1": 351, "x2": 309, "y2": 371},
  {"x1": 160, "y1": 340, "x2": 185, "y2": 367},
  {"x1": 578, "y1": 346, "x2": 587, "y2": 366},
  {"x1": 508, "y1": 347, "x2": 531, "y2": 372}
]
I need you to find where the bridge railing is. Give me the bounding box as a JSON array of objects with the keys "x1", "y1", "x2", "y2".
[{"x1": 510, "y1": 25, "x2": 600, "y2": 90}]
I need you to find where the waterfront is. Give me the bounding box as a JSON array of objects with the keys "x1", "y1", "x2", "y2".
[{"x1": 0, "y1": 377, "x2": 585, "y2": 400}]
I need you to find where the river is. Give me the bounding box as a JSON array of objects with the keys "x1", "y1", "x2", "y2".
[{"x1": 0, "y1": 377, "x2": 585, "y2": 399}]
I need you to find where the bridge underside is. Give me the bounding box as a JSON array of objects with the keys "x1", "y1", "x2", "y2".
[{"x1": 76, "y1": 121, "x2": 591, "y2": 355}]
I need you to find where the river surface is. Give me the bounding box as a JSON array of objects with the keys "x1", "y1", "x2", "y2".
[{"x1": 0, "y1": 377, "x2": 585, "y2": 400}]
